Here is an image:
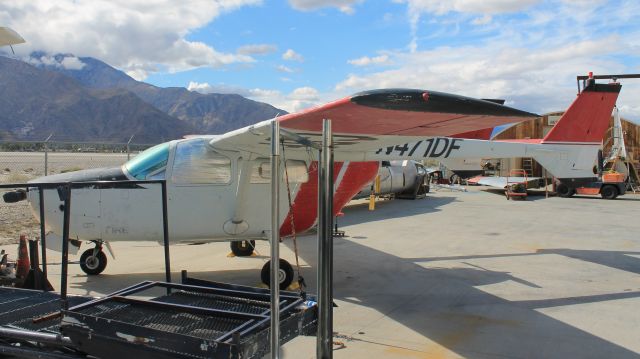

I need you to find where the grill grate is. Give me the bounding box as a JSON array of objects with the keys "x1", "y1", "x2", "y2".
[
  {"x1": 0, "y1": 288, "x2": 91, "y2": 332},
  {"x1": 156, "y1": 291, "x2": 270, "y2": 315},
  {"x1": 75, "y1": 300, "x2": 247, "y2": 340}
]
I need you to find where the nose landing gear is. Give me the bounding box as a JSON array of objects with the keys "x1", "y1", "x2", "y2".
[{"x1": 79, "y1": 241, "x2": 108, "y2": 275}]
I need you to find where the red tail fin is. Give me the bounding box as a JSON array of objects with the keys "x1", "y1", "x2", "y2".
[{"x1": 542, "y1": 80, "x2": 621, "y2": 143}]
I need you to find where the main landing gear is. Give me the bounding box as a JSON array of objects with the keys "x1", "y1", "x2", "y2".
[
  {"x1": 261, "y1": 259, "x2": 294, "y2": 290},
  {"x1": 230, "y1": 240, "x2": 255, "y2": 257},
  {"x1": 79, "y1": 240, "x2": 108, "y2": 275},
  {"x1": 229, "y1": 241, "x2": 295, "y2": 289}
]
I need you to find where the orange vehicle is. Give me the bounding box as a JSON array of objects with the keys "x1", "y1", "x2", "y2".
[{"x1": 557, "y1": 171, "x2": 626, "y2": 199}]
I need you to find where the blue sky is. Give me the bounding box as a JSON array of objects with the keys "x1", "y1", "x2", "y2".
[{"x1": 1, "y1": 0, "x2": 639, "y2": 119}]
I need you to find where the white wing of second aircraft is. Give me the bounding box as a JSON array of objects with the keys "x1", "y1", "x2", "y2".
[{"x1": 468, "y1": 176, "x2": 543, "y2": 189}]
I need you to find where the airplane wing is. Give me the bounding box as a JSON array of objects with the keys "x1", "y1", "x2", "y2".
[
  {"x1": 468, "y1": 176, "x2": 543, "y2": 189},
  {"x1": 211, "y1": 89, "x2": 537, "y2": 160}
]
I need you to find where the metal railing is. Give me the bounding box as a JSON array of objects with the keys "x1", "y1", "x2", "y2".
[{"x1": 0, "y1": 180, "x2": 170, "y2": 309}]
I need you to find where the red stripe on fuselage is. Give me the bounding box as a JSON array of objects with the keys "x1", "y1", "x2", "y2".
[{"x1": 280, "y1": 161, "x2": 379, "y2": 237}]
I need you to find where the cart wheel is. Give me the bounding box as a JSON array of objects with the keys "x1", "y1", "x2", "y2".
[
  {"x1": 261, "y1": 259, "x2": 294, "y2": 290},
  {"x1": 80, "y1": 249, "x2": 107, "y2": 275},
  {"x1": 600, "y1": 185, "x2": 618, "y2": 200},
  {"x1": 230, "y1": 240, "x2": 255, "y2": 257}
]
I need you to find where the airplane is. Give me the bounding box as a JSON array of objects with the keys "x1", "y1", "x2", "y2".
[
  {"x1": 367, "y1": 75, "x2": 622, "y2": 199},
  {"x1": 3, "y1": 88, "x2": 538, "y2": 287},
  {"x1": 4, "y1": 76, "x2": 620, "y2": 287}
]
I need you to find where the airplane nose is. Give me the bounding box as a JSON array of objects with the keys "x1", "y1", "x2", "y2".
[{"x1": 28, "y1": 166, "x2": 129, "y2": 184}]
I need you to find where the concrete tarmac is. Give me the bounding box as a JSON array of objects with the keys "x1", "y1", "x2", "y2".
[{"x1": 2, "y1": 187, "x2": 640, "y2": 358}]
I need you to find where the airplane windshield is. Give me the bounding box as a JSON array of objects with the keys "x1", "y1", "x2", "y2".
[{"x1": 124, "y1": 142, "x2": 170, "y2": 180}]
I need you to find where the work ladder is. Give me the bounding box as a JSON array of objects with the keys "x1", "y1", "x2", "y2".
[{"x1": 522, "y1": 158, "x2": 534, "y2": 177}]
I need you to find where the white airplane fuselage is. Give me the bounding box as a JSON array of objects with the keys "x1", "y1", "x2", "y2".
[{"x1": 26, "y1": 137, "x2": 380, "y2": 248}]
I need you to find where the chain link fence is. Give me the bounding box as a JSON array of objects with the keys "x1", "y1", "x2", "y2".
[
  {"x1": 0, "y1": 141, "x2": 153, "y2": 183},
  {"x1": 0, "y1": 140, "x2": 153, "y2": 245}
]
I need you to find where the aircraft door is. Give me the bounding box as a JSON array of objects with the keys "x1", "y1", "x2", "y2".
[{"x1": 166, "y1": 139, "x2": 236, "y2": 242}]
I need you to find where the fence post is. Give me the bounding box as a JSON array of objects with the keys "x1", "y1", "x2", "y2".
[
  {"x1": 127, "y1": 135, "x2": 135, "y2": 161},
  {"x1": 43, "y1": 134, "x2": 53, "y2": 176}
]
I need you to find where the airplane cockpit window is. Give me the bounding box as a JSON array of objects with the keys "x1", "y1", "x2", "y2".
[
  {"x1": 124, "y1": 142, "x2": 170, "y2": 180},
  {"x1": 250, "y1": 158, "x2": 308, "y2": 184},
  {"x1": 171, "y1": 139, "x2": 231, "y2": 184}
]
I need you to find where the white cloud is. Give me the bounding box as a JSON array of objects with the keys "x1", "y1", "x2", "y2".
[
  {"x1": 282, "y1": 49, "x2": 304, "y2": 62},
  {"x1": 398, "y1": 0, "x2": 540, "y2": 16},
  {"x1": 0, "y1": 0, "x2": 260, "y2": 80},
  {"x1": 288, "y1": 0, "x2": 362, "y2": 14},
  {"x1": 188, "y1": 81, "x2": 324, "y2": 113},
  {"x1": 348, "y1": 54, "x2": 390, "y2": 66},
  {"x1": 471, "y1": 14, "x2": 493, "y2": 25},
  {"x1": 60, "y1": 56, "x2": 85, "y2": 70},
  {"x1": 237, "y1": 44, "x2": 277, "y2": 55},
  {"x1": 335, "y1": 37, "x2": 628, "y2": 114},
  {"x1": 26, "y1": 54, "x2": 86, "y2": 70},
  {"x1": 276, "y1": 65, "x2": 295, "y2": 73},
  {"x1": 290, "y1": 86, "x2": 319, "y2": 100},
  {"x1": 399, "y1": 0, "x2": 540, "y2": 53},
  {"x1": 187, "y1": 81, "x2": 265, "y2": 98}
]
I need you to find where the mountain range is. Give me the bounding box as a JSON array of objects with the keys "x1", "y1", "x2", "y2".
[{"x1": 0, "y1": 53, "x2": 285, "y2": 143}]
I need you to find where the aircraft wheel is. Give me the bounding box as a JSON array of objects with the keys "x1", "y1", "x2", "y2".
[
  {"x1": 230, "y1": 240, "x2": 255, "y2": 257},
  {"x1": 556, "y1": 183, "x2": 575, "y2": 198},
  {"x1": 80, "y1": 249, "x2": 107, "y2": 275},
  {"x1": 261, "y1": 259, "x2": 294, "y2": 290},
  {"x1": 600, "y1": 185, "x2": 618, "y2": 200}
]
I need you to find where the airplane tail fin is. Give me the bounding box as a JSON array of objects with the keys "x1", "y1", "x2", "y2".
[{"x1": 542, "y1": 78, "x2": 621, "y2": 144}]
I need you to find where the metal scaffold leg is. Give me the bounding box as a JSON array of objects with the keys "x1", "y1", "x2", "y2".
[
  {"x1": 317, "y1": 119, "x2": 334, "y2": 359},
  {"x1": 270, "y1": 120, "x2": 281, "y2": 359}
]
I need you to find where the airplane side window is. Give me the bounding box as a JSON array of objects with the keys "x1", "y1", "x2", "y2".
[
  {"x1": 285, "y1": 160, "x2": 309, "y2": 183},
  {"x1": 250, "y1": 159, "x2": 270, "y2": 184},
  {"x1": 250, "y1": 159, "x2": 308, "y2": 184},
  {"x1": 171, "y1": 139, "x2": 231, "y2": 184}
]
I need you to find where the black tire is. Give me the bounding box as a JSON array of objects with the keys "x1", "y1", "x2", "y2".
[
  {"x1": 556, "y1": 183, "x2": 575, "y2": 198},
  {"x1": 230, "y1": 240, "x2": 255, "y2": 257},
  {"x1": 79, "y1": 249, "x2": 107, "y2": 275},
  {"x1": 261, "y1": 259, "x2": 294, "y2": 290},
  {"x1": 600, "y1": 185, "x2": 618, "y2": 200}
]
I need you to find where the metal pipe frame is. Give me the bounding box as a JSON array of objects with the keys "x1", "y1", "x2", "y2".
[
  {"x1": 0, "y1": 180, "x2": 167, "y2": 307},
  {"x1": 60, "y1": 184, "x2": 71, "y2": 310},
  {"x1": 317, "y1": 119, "x2": 334, "y2": 359},
  {"x1": 270, "y1": 119, "x2": 281, "y2": 359},
  {"x1": 161, "y1": 180, "x2": 171, "y2": 294},
  {"x1": 38, "y1": 187, "x2": 48, "y2": 290},
  {"x1": 0, "y1": 327, "x2": 73, "y2": 347}
]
